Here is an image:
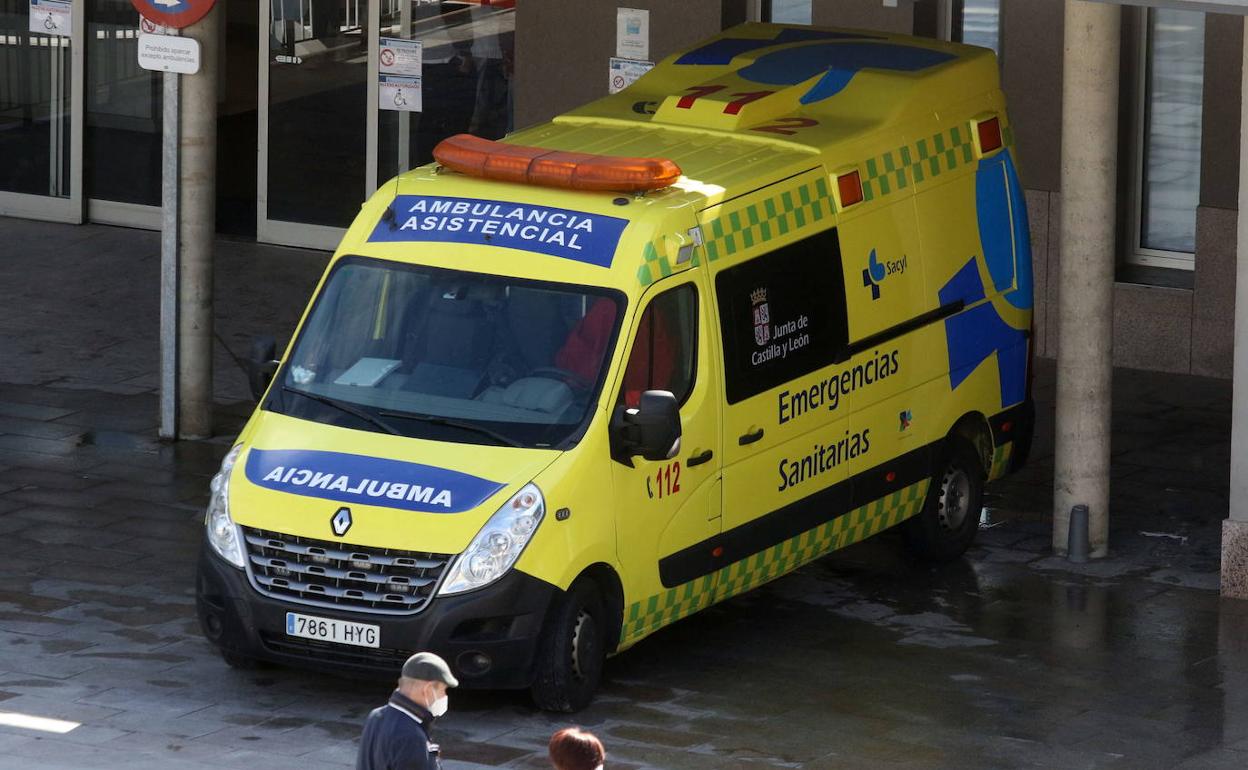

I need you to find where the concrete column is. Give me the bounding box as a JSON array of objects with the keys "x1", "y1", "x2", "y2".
[
  {"x1": 1052, "y1": 0, "x2": 1120, "y2": 558},
  {"x1": 176, "y1": 1, "x2": 222, "y2": 440},
  {"x1": 1222, "y1": 18, "x2": 1248, "y2": 599}
]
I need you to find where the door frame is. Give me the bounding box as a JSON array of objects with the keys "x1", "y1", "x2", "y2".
[
  {"x1": 256, "y1": 0, "x2": 379, "y2": 249},
  {"x1": 0, "y1": 0, "x2": 86, "y2": 223}
]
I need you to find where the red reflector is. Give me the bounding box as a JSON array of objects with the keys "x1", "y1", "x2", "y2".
[
  {"x1": 712, "y1": 546, "x2": 725, "y2": 558},
  {"x1": 1001, "y1": 421, "x2": 1012, "y2": 433},
  {"x1": 885, "y1": 471, "x2": 897, "y2": 483},
  {"x1": 433, "y1": 134, "x2": 682, "y2": 192},
  {"x1": 837, "y1": 170, "x2": 864, "y2": 208},
  {"x1": 977, "y1": 117, "x2": 1003, "y2": 154}
]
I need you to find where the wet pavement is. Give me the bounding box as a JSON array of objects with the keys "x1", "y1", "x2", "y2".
[{"x1": 0, "y1": 217, "x2": 1245, "y2": 769}]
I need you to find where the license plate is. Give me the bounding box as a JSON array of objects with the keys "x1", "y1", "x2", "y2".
[{"x1": 285, "y1": 612, "x2": 380, "y2": 648}]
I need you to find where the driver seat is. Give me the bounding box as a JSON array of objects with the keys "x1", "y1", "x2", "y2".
[{"x1": 554, "y1": 298, "x2": 616, "y2": 384}]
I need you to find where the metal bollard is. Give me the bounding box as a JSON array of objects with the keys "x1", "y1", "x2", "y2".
[{"x1": 1067, "y1": 504, "x2": 1090, "y2": 563}]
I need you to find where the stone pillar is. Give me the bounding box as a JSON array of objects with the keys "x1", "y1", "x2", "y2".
[
  {"x1": 176, "y1": 1, "x2": 222, "y2": 440},
  {"x1": 1222, "y1": 17, "x2": 1248, "y2": 598},
  {"x1": 1052, "y1": 0, "x2": 1120, "y2": 558}
]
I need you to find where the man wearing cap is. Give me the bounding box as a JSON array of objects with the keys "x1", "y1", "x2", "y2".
[{"x1": 356, "y1": 651, "x2": 458, "y2": 770}]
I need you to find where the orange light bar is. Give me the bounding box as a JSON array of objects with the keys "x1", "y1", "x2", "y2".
[
  {"x1": 977, "y1": 117, "x2": 1003, "y2": 154},
  {"x1": 433, "y1": 134, "x2": 683, "y2": 193},
  {"x1": 837, "y1": 170, "x2": 864, "y2": 208}
]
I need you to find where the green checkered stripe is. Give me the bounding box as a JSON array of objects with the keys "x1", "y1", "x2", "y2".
[
  {"x1": 714, "y1": 479, "x2": 929, "y2": 602},
  {"x1": 861, "y1": 125, "x2": 976, "y2": 203},
  {"x1": 989, "y1": 442, "x2": 1013, "y2": 481},
  {"x1": 698, "y1": 178, "x2": 834, "y2": 266},
  {"x1": 619, "y1": 480, "x2": 930, "y2": 646},
  {"x1": 620, "y1": 574, "x2": 717, "y2": 645},
  {"x1": 637, "y1": 241, "x2": 674, "y2": 286}
]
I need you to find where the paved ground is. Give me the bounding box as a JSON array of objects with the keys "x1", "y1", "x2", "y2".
[{"x1": 0, "y1": 217, "x2": 1246, "y2": 769}]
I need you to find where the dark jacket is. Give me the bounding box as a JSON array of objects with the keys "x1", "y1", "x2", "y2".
[{"x1": 356, "y1": 690, "x2": 441, "y2": 770}]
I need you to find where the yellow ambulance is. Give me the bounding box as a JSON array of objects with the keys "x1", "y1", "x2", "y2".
[{"x1": 196, "y1": 22, "x2": 1034, "y2": 711}]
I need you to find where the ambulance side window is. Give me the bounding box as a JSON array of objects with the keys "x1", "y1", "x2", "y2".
[
  {"x1": 715, "y1": 227, "x2": 848, "y2": 404},
  {"x1": 618, "y1": 284, "x2": 698, "y2": 409}
]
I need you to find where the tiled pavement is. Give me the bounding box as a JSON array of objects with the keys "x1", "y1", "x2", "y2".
[{"x1": 1, "y1": 218, "x2": 1247, "y2": 769}]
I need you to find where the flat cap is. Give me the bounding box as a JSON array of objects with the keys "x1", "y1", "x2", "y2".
[{"x1": 401, "y1": 652, "x2": 458, "y2": 687}]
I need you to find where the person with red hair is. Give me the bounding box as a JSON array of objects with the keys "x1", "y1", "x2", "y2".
[{"x1": 548, "y1": 727, "x2": 606, "y2": 770}]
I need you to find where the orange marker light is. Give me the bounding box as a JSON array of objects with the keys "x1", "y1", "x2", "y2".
[
  {"x1": 837, "y1": 170, "x2": 864, "y2": 208},
  {"x1": 712, "y1": 546, "x2": 725, "y2": 558},
  {"x1": 433, "y1": 134, "x2": 682, "y2": 193},
  {"x1": 885, "y1": 471, "x2": 897, "y2": 483},
  {"x1": 977, "y1": 117, "x2": 1003, "y2": 154}
]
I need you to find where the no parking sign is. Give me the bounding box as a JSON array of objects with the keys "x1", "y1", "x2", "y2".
[{"x1": 129, "y1": 0, "x2": 215, "y2": 29}]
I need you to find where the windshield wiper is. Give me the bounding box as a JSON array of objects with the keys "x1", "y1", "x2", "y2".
[
  {"x1": 377, "y1": 410, "x2": 524, "y2": 448},
  {"x1": 282, "y1": 386, "x2": 402, "y2": 436}
]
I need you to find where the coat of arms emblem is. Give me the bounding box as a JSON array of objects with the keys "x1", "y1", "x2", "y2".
[{"x1": 751, "y1": 287, "x2": 770, "y2": 346}]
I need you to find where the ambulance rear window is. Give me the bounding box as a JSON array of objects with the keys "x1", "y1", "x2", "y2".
[{"x1": 715, "y1": 227, "x2": 848, "y2": 404}]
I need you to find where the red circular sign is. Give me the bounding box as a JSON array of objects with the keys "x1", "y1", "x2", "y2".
[
  {"x1": 130, "y1": 0, "x2": 215, "y2": 30},
  {"x1": 380, "y1": 48, "x2": 396, "y2": 67}
]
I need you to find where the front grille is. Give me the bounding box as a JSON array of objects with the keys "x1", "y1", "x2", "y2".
[{"x1": 242, "y1": 527, "x2": 453, "y2": 615}]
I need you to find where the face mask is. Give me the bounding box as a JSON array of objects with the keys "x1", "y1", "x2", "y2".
[{"x1": 429, "y1": 693, "x2": 448, "y2": 717}]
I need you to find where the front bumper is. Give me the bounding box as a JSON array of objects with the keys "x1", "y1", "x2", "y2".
[{"x1": 195, "y1": 541, "x2": 558, "y2": 689}]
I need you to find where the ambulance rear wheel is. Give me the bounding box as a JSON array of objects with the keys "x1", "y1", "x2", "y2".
[
  {"x1": 531, "y1": 579, "x2": 606, "y2": 713},
  {"x1": 905, "y1": 440, "x2": 984, "y2": 562}
]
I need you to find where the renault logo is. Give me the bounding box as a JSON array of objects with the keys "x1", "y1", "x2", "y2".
[{"x1": 331, "y1": 507, "x2": 352, "y2": 537}]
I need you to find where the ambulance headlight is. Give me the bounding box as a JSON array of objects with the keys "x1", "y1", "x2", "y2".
[
  {"x1": 439, "y1": 483, "x2": 544, "y2": 595},
  {"x1": 205, "y1": 445, "x2": 245, "y2": 569}
]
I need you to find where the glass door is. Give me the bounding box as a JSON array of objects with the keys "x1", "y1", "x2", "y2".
[
  {"x1": 257, "y1": 0, "x2": 515, "y2": 250},
  {"x1": 85, "y1": 0, "x2": 163, "y2": 228},
  {"x1": 0, "y1": 0, "x2": 84, "y2": 222},
  {"x1": 258, "y1": 0, "x2": 369, "y2": 248},
  {"x1": 370, "y1": 0, "x2": 514, "y2": 192}
]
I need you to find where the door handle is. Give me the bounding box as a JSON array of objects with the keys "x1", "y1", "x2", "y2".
[
  {"x1": 738, "y1": 428, "x2": 764, "y2": 446},
  {"x1": 687, "y1": 449, "x2": 713, "y2": 467}
]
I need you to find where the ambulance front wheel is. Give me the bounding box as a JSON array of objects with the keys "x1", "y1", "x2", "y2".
[
  {"x1": 905, "y1": 439, "x2": 984, "y2": 562},
  {"x1": 530, "y1": 578, "x2": 606, "y2": 713}
]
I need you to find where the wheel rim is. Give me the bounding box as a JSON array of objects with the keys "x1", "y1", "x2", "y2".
[
  {"x1": 937, "y1": 465, "x2": 971, "y2": 533},
  {"x1": 569, "y1": 608, "x2": 598, "y2": 682}
]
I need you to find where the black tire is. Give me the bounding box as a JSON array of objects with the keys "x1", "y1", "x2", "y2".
[
  {"x1": 904, "y1": 439, "x2": 985, "y2": 562},
  {"x1": 530, "y1": 579, "x2": 606, "y2": 713}
]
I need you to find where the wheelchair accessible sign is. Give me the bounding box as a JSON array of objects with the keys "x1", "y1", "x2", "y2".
[
  {"x1": 369, "y1": 195, "x2": 629, "y2": 268},
  {"x1": 129, "y1": 0, "x2": 215, "y2": 29}
]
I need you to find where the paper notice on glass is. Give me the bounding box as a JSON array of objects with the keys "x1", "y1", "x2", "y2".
[
  {"x1": 30, "y1": 0, "x2": 71, "y2": 36},
  {"x1": 379, "y1": 37, "x2": 422, "y2": 77},
  {"x1": 616, "y1": 8, "x2": 649, "y2": 60},
  {"x1": 380, "y1": 75, "x2": 422, "y2": 112},
  {"x1": 608, "y1": 57, "x2": 654, "y2": 95},
  {"x1": 137, "y1": 33, "x2": 201, "y2": 74}
]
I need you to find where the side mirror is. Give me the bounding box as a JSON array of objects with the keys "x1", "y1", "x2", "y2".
[
  {"x1": 610, "y1": 390, "x2": 681, "y2": 465},
  {"x1": 247, "y1": 335, "x2": 279, "y2": 401}
]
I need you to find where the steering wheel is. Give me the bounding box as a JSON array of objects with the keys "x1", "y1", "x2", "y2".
[{"x1": 528, "y1": 366, "x2": 593, "y2": 392}]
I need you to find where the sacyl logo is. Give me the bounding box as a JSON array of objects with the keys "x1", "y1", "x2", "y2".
[
  {"x1": 862, "y1": 249, "x2": 907, "y2": 300},
  {"x1": 331, "y1": 507, "x2": 352, "y2": 537}
]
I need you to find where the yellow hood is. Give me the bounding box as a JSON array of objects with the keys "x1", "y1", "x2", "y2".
[{"x1": 227, "y1": 410, "x2": 559, "y2": 554}]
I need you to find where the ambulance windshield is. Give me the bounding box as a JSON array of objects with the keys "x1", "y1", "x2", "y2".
[{"x1": 272, "y1": 257, "x2": 625, "y2": 449}]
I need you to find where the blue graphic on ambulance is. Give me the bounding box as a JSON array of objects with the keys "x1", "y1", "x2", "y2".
[
  {"x1": 369, "y1": 195, "x2": 630, "y2": 268},
  {"x1": 938, "y1": 152, "x2": 1033, "y2": 410},
  {"x1": 244, "y1": 448, "x2": 505, "y2": 514}
]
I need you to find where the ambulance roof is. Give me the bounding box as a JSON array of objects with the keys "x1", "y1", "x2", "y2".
[
  {"x1": 509, "y1": 22, "x2": 999, "y2": 193},
  {"x1": 353, "y1": 23, "x2": 999, "y2": 291}
]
